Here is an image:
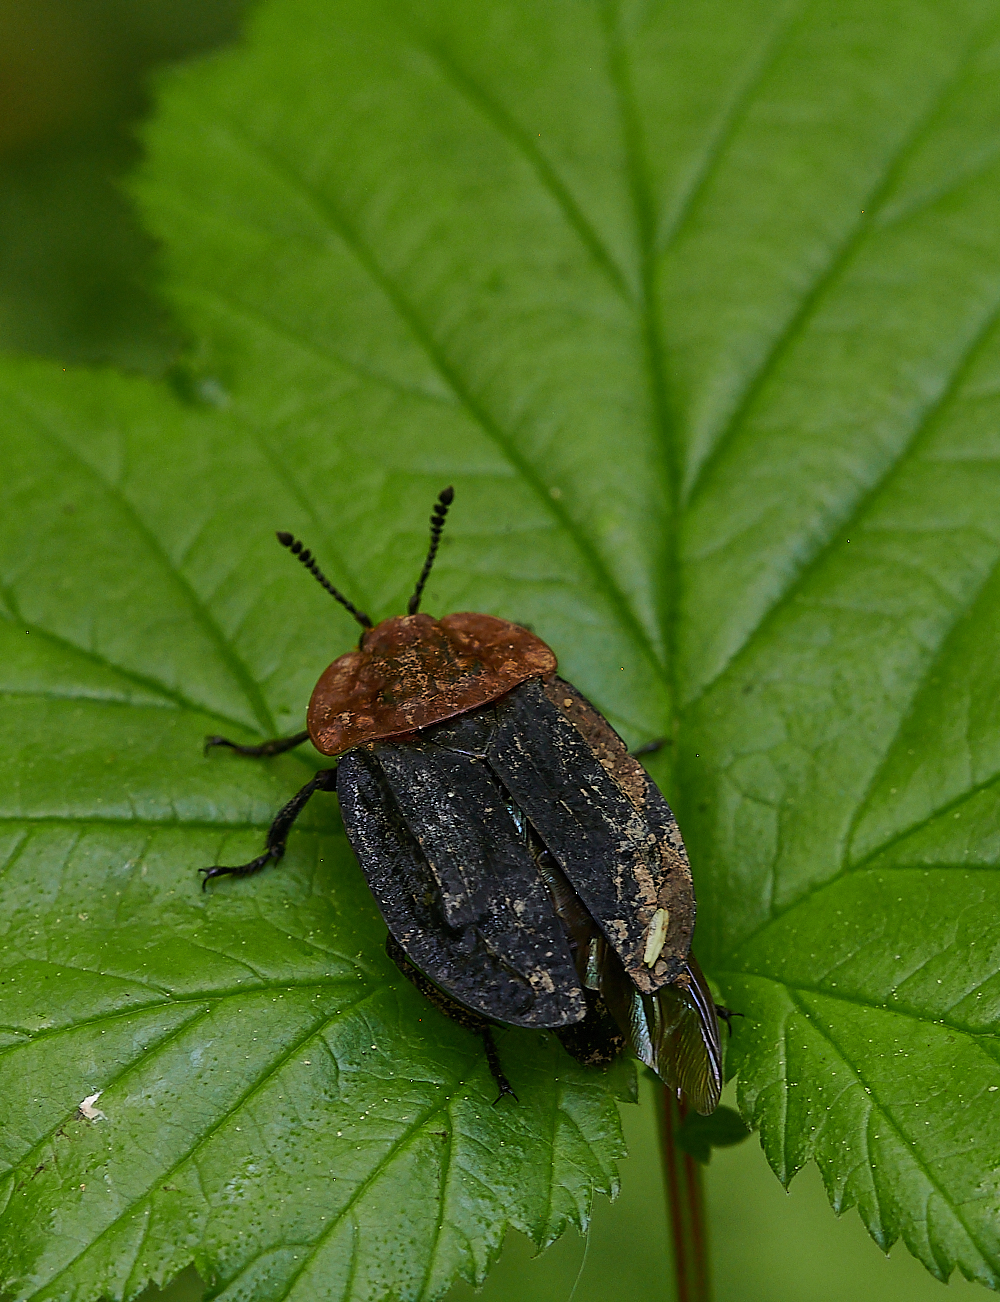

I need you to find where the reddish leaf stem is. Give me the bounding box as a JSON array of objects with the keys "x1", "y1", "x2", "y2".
[{"x1": 658, "y1": 1087, "x2": 711, "y2": 1302}]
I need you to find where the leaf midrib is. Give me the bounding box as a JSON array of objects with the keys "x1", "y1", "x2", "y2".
[
  {"x1": 600, "y1": 1, "x2": 678, "y2": 757},
  {"x1": 211, "y1": 112, "x2": 672, "y2": 690}
]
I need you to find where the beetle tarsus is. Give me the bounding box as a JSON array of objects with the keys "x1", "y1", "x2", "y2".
[
  {"x1": 631, "y1": 738, "x2": 667, "y2": 757},
  {"x1": 482, "y1": 1027, "x2": 518, "y2": 1104},
  {"x1": 204, "y1": 730, "x2": 310, "y2": 758},
  {"x1": 200, "y1": 766, "x2": 338, "y2": 890},
  {"x1": 200, "y1": 846, "x2": 281, "y2": 890},
  {"x1": 715, "y1": 1005, "x2": 744, "y2": 1037}
]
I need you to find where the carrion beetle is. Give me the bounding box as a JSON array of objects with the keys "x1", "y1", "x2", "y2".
[{"x1": 203, "y1": 488, "x2": 725, "y2": 1113}]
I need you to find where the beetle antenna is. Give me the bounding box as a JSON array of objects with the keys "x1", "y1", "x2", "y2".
[
  {"x1": 407, "y1": 486, "x2": 454, "y2": 615},
  {"x1": 275, "y1": 533, "x2": 373, "y2": 629}
]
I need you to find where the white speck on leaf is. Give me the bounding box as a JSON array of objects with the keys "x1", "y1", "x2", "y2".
[{"x1": 77, "y1": 1092, "x2": 106, "y2": 1121}]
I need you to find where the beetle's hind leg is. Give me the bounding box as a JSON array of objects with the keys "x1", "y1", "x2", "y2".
[
  {"x1": 201, "y1": 766, "x2": 337, "y2": 889},
  {"x1": 385, "y1": 935, "x2": 518, "y2": 1103},
  {"x1": 204, "y1": 729, "x2": 310, "y2": 758}
]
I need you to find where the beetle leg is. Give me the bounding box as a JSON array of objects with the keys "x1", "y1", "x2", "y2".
[
  {"x1": 481, "y1": 1027, "x2": 519, "y2": 1105},
  {"x1": 200, "y1": 766, "x2": 338, "y2": 889},
  {"x1": 714, "y1": 1005, "x2": 744, "y2": 1037},
  {"x1": 204, "y1": 729, "x2": 310, "y2": 758},
  {"x1": 631, "y1": 738, "x2": 666, "y2": 757},
  {"x1": 385, "y1": 935, "x2": 518, "y2": 1103}
]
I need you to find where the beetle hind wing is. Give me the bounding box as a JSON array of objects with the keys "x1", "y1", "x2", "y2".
[
  {"x1": 590, "y1": 932, "x2": 722, "y2": 1114},
  {"x1": 644, "y1": 955, "x2": 723, "y2": 1115}
]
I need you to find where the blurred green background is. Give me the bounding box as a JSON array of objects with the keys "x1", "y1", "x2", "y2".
[
  {"x1": 0, "y1": 5, "x2": 983, "y2": 1299},
  {"x1": 0, "y1": 0, "x2": 246, "y2": 371}
]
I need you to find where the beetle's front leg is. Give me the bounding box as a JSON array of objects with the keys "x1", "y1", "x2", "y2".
[
  {"x1": 200, "y1": 765, "x2": 338, "y2": 889},
  {"x1": 204, "y1": 729, "x2": 310, "y2": 758}
]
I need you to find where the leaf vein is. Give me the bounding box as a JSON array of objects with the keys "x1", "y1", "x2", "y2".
[
  {"x1": 3, "y1": 1005, "x2": 214, "y2": 1184},
  {"x1": 600, "y1": 1, "x2": 675, "y2": 713},
  {"x1": 687, "y1": 254, "x2": 1000, "y2": 711},
  {"x1": 684, "y1": 31, "x2": 990, "y2": 510},
  {"x1": 0, "y1": 594, "x2": 258, "y2": 728},
  {"x1": 6, "y1": 398, "x2": 276, "y2": 734},
  {"x1": 187, "y1": 283, "x2": 457, "y2": 407},
  {"x1": 31, "y1": 988, "x2": 382, "y2": 1296},
  {"x1": 216, "y1": 118, "x2": 669, "y2": 686},
  {"x1": 405, "y1": 22, "x2": 633, "y2": 301},
  {"x1": 719, "y1": 970, "x2": 1000, "y2": 1051},
  {"x1": 785, "y1": 984, "x2": 995, "y2": 1275},
  {"x1": 656, "y1": 0, "x2": 803, "y2": 257},
  {"x1": 0, "y1": 978, "x2": 365, "y2": 1060},
  {"x1": 273, "y1": 1056, "x2": 495, "y2": 1302}
]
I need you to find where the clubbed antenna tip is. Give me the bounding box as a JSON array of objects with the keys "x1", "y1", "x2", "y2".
[
  {"x1": 276, "y1": 532, "x2": 372, "y2": 629},
  {"x1": 408, "y1": 486, "x2": 454, "y2": 615}
]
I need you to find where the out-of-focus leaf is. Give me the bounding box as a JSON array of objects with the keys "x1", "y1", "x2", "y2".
[
  {"x1": 0, "y1": 0, "x2": 250, "y2": 373},
  {"x1": 676, "y1": 1106, "x2": 752, "y2": 1166}
]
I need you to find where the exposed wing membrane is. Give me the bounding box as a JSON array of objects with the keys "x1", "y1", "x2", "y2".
[{"x1": 538, "y1": 844, "x2": 722, "y2": 1115}]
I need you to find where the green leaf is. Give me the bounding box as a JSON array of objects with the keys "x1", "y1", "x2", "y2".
[
  {"x1": 676, "y1": 1106, "x2": 752, "y2": 1165},
  {"x1": 4, "y1": 0, "x2": 1000, "y2": 1297},
  {"x1": 0, "y1": 360, "x2": 632, "y2": 1302}
]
